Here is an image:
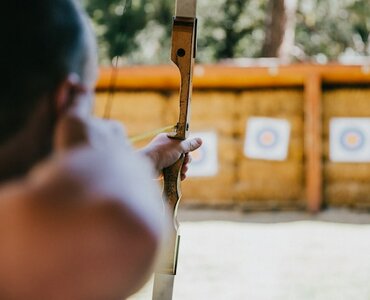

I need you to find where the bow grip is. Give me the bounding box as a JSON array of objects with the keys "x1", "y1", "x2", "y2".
[{"x1": 161, "y1": 154, "x2": 184, "y2": 275}]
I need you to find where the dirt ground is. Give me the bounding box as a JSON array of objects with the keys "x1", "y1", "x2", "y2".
[{"x1": 129, "y1": 208, "x2": 370, "y2": 300}]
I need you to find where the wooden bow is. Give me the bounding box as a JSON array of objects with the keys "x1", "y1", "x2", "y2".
[{"x1": 152, "y1": 0, "x2": 197, "y2": 299}]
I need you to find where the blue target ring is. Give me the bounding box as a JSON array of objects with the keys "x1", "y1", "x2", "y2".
[
  {"x1": 340, "y1": 128, "x2": 365, "y2": 151},
  {"x1": 256, "y1": 128, "x2": 279, "y2": 149}
]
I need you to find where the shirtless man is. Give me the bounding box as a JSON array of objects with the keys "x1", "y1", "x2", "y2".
[{"x1": 0, "y1": 0, "x2": 201, "y2": 299}]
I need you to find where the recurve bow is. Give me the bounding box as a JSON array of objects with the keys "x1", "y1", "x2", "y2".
[{"x1": 152, "y1": 0, "x2": 197, "y2": 299}]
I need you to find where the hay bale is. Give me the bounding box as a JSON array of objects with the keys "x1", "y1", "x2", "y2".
[
  {"x1": 155, "y1": 135, "x2": 237, "y2": 205},
  {"x1": 288, "y1": 137, "x2": 304, "y2": 161},
  {"x1": 238, "y1": 89, "x2": 304, "y2": 116},
  {"x1": 237, "y1": 161, "x2": 303, "y2": 183},
  {"x1": 217, "y1": 136, "x2": 237, "y2": 164},
  {"x1": 324, "y1": 162, "x2": 370, "y2": 183},
  {"x1": 165, "y1": 91, "x2": 237, "y2": 120},
  {"x1": 234, "y1": 180, "x2": 303, "y2": 202},
  {"x1": 109, "y1": 92, "x2": 166, "y2": 122},
  {"x1": 94, "y1": 93, "x2": 109, "y2": 117},
  {"x1": 188, "y1": 118, "x2": 236, "y2": 137},
  {"x1": 323, "y1": 88, "x2": 370, "y2": 118},
  {"x1": 325, "y1": 182, "x2": 370, "y2": 206},
  {"x1": 322, "y1": 119, "x2": 331, "y2": 137},
  {"x1": 322, "y1": 140, "x2": 330, "y2": 160},
  {"x1": 191, "y1": 92, "x2": 237, "y2": 119},
  {"x1": 164, "y1": 92, "x2": 237, "y2": 136},
  {"x1": 182, "y1": 163, "x2": 235, "y2": 204},
  {"x1": 237, "y1": 199, "x2": 305, "y2": 211},
  {"x1": 94, "y1": 92, "x2": 165, "y2": 148}
]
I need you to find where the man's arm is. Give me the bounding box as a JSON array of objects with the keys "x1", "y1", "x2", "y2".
[{"x1": 0, "y1": 146, "x2": 164, "y2": 300}]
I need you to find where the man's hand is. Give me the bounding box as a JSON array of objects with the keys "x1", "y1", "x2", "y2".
[{"x1": 139, "y1": 133, "x2": 202, "y2": 181}]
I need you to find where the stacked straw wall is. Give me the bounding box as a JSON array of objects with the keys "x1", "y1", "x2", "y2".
[
  {"x1": 323, "y1": 87, "x2": 370, "y2": 209},
  {"x1": 95, "y1": 88, "x2": 306, "y2": 210}
]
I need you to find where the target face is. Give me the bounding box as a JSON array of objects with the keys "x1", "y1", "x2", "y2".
[
  {"x1": 330, "y1": 118, "x2": 370, "y2": 162},
  {"x1": 244, "y1": 117, "x2": 291, "y2": 161},
  {"x1": 187, "y1": 132, "x2": 218, "y2": 177},
  {"x1": 340, "y1": 129, "x2": 365, "y2": 151},
  {"x1": 257, "y1": 128, "x2": 279, "y2": 148}
]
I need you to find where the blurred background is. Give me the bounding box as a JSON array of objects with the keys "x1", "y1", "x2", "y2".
[
  {"x1": 84, "y1": 0, "x2": 370, "y2": 299},
  {"x1": 83, "y1": 0, "x2": 370, "y2": 65}
]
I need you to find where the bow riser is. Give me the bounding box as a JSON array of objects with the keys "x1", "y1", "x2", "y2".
[{"x1": 170, "y1": 17, "x2": 197, "y2": 140}]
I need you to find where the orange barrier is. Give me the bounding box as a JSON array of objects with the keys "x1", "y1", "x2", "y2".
[{"x1": 97, "y1": 64, "x2": 370, "y2": 90}]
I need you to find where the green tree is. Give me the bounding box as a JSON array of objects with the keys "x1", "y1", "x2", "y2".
[
  {"x1": 295, "y1": 0, "x2": 370, "y2": 61},
  {"x1": 84, "y1": 0, "x2": 174, "y2": 64},
  {"x1": 84, "y1": 0, "x2": 370, "y2": 64}
]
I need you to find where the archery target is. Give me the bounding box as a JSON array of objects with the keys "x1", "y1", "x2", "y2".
[
  {"x1": 244, "y1": 117, "x2": 291, "y2": 161},
  {"x1": 187, "y1": 131, "x2": 218, "y2": 177},
  {"x1": 256, "y1": 128, "x2": 279, "y2": 149},
  {"x1": 330, "y1": 118, "x2": 370, "y2": 162}
]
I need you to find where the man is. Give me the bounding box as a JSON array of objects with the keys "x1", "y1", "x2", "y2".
[{"x1": 0, "y1": 0, "x2": 201, "y2": 299}]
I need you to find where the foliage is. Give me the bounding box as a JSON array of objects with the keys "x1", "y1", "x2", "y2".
[
  {"x1": 295, "y1": 0, "x2": 370, "y2": 62},
  {"x1": 83, "y1": 0, "x2": 370, "y2": 65},
  {"x1": 83, "y1": 0, "x2": 174, "y2": 64}
]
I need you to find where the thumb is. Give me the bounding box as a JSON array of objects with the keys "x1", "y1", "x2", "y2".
[{"x1": 180, "y1": 138, "x2": 202, "y2": 153}]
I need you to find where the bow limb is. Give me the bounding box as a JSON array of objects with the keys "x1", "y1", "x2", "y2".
[{"x1": 152, "y1": 1, "x2": 197, "y2": 299}]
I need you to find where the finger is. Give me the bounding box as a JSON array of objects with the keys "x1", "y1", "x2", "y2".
[
  {"x1": 181, "y1": 164, "x2": 189, "y2": 174},
  {"x1": 183, "y1": 153, "x2": 191, "y2": 165},
  {"x1": 180, "y1": 157, "x2": 189, "y2": 181},
  {"x1": 180, "y1": 138, "x2": 202, "y2": 153}
]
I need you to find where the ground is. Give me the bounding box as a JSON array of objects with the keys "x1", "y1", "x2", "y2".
[{"x1": 129, "y1": 208, "x2": 370, "y2": 300}]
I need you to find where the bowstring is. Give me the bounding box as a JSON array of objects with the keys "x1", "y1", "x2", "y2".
[
  {"x1": 103, "y1": 0, "x2": 176, "y2": 143},
  {"x1": 103, "y1": 0, "x2": 132, "y2": 119}
]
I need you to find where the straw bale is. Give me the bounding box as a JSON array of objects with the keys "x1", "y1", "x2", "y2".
[
  {"x1": 181, "y1": 163, "x2": 235, "y2": 204},
  {"x1": 108, "y1": 92, "x2": 166, "y2": 121},
  {"x1": 322, "y1": 140, "x2": 330, "y2": 160},
  {"x1": 237, "y1": 199, "x2": 305, "y2": 211},
  {"x1": 323, "y1": 88, "x2": 370, "y2": 118},
  {"x1": 166, "y1": 92, "x2": 237, "y2": 120},
  {"x1": 322, "y1": 119, "x2": 331, "y2": 137},
  {"x1": 191, "y1": 92, "x2": 237, "y2": 118},
  {"x1": 238, "y1": 89, "x2": 303, "y2": 116},
  {"x1": 354, "y1": 202, "x2": 370, "y2": 211},
  {"x1": 234, "y1": 180, "x2": 303, "y2": 202},
  {"x1": 218, "y1": 136, "x2": 237, "y2": 164},
  {"x1": 163, "y1": 93, "x2": 237, "y2": 136},
  {"x1": 187, "y1": 118, "x2": 236, "y2": 137},
  {"x1": 94, "y1": 92, "x2": 109, "y2": 117},
  {"x1": 237, "y1": 161, "x2": 303, "y2": 183},
  {"x1": 324, "y1": 162, "x2": 370, "y2": 183},
  {"x1": 124, "y1": 120, "x2": 164, "y2": 134},
  {"x1": 93, "y1": 92, "x2": 165, "y2": 148},
  {"x1": 288, "y1": 137, "x2": 304, "y2": 161},
  {"x1": 325, "y1": 182, "x2": 370, "y2": 206}
]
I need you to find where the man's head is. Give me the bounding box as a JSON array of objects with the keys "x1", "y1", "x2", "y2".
[{"x1": 0, "y1": 0, "x2": 97, "y2": 144}]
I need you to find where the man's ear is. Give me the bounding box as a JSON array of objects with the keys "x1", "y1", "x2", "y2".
[{"x1": 54, "y1": 73, "x2": 86, "y2": 116}]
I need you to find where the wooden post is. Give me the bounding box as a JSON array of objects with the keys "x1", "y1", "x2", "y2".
[{"x1": 304, "y1": 73, "x2": 322, "y2": 213}]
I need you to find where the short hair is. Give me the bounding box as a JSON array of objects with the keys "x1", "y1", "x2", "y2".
[{"x1": 0, "y1": 0, "x2": 88, "y2": 142}]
